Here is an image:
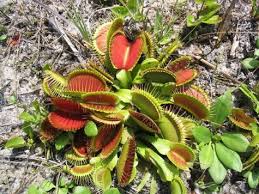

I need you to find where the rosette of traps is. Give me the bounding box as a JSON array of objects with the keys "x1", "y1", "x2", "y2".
[{"x1": 40, "y1": 17, "x2": 212, "y2": 193}]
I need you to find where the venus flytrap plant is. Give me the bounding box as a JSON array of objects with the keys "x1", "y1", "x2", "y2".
[
  {"x1": 8, "y1": 8, "x2": 257, "y2": 193},
  {"x1": 20, "y1": 17, "x2": 207, "y2": 193}
]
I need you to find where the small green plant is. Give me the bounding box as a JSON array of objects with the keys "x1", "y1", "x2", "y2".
[
  {"x1": 27, "y1": 180, "x2": 56, "y2": 194},
  {"x1": 187, "y1": 0, "x2": 222, "y2": 27},
  {"x1": 243, "y1": 168, "x2": 259, "y2": 189},
  {"x1": 152, "y1": 10, "x2": 175, "y2": 51},
  {"x1": 192, "y1": 90, "x2": 259, "y2": 190},
  {"x1": 0, "y1": 24, "x2": 7, "y2": 42},
  {"x1": 26, "y1": 177, "x2": 98, "y2": 194},
  {"x1": 68, "y1": 7, "x2": 91, "y2": 45},
  {"x1": 241, "y1": 38, "x2": 259, "y2": 69},
  {"x1": 27, "y1": 177, "x2": 121, "y2": 194},
  {"x1": 5, "y1": 136, "x2": 27, "y2": 149},
  {"x1": 5, "y1": 100, "x2": 47, "y2": 149},
  {"x1": 112, "y1": 0, "x2": 145, "y2": 21},
  {"x1": 0, "y1": 34, "x2": 7, "y2": 41},
  {"x1": 194, "y1": 126, "x2": 248, "y2": 184}
]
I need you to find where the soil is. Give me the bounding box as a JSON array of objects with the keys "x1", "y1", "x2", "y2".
[{"x1": 0, "y1": 0, "x2": 258, "y2": 194}]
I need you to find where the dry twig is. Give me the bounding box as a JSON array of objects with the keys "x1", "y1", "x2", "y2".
[{"x1": 190, "y1": 54, "x2": 241, "y2": 84}]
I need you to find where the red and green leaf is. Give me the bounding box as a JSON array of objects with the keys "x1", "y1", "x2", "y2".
[
  {"x1": 173, "y1": 85, "x2": 210, "y2": 119},
  {"x1": 67, "y1": 164, "x2": 93, "y2": 184},
  {"x1": 81, "y1": 92, "x2": 119, "y2": 113},
  {"x1": 181, "y1": 85, "x2": 210, "y2": 107},
  {"x1": 141, "y1": 68, "x2": 176, "y2": 84},
  {"x1": 48, "y1": 111, "x2": 86, "y2": 131},
  {"x1": 117, "y1": 137, "x2": 136, "y2": 187},
  {"x1": 40, "y1": 119, "x2": 60, "y2": 141},
  {"x1": 129, "y1": 110, "x2": 160, "y2": 133},
  {"x1": 72, "y1": 130, "x2": 92, "y2": 157},
  {"x1": 158, "y1": 111, "x2": 186, "y2": 143},
  {"x1": 175, "y1": 69, "x2": 198, "y2": 86},
  {"x1": 90, "y1": 113, "x2": 123, "y2": 125},
  {"x1": 228, "y1": 108, "x2": 257, "y2": 130},
  {"x1": 167, "y1": 56, "x2": 192, "y2": 72},
  {"x1": 93, "y1": 124, "x2": 119, "y2": 151},
  {"x1": 93, "y1": 22, "x2": 111, "y2": 55},
  {"x1": 167, "y1": 143, "x2": 195, "y2": 170},
  {"x1": 131, "y1": 89, "x2": 162, "y2": 120},
  {"x1": 65, "y1": 149, "x2": 88, "y2": 165},
  {"x1": 100, "y1": 125, "x2": 123, "y2": 158},
  {"x1": 67, "y1": 70, "x2": 107, "y2": 93},
  {"x1": 51, "y1": 97, "x2": 84, "y2": 114},
  {"x1": 109, "y1": 32, "x2": 143, "y2": 71}
]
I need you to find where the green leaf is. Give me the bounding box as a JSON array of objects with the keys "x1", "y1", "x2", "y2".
[
  {"x1": 59, "y1": 177, "x2": 68, "y2": 187},
  {"x1": 127, "y1": 0, "x2": 138, "y2": 14},
  {"x1": 136, "y1": 172, "x2": 151, "y2": 192},
  {"x1": 140, "y1": 58, "x2": 159, "y2": 71},
  {"x1": 250, "y1": 134, "x2": 259, "y2": 147},
  {"x1": 169, "y1": 177, "x2": 187, "y2": 194},
  {"x1": 0, "y1": 34, "x2": 7, "y2": 41},
  {"x1": 103, "y1": 188, "x2": 120, "y2": 194},
  {"x1": 27, "y1": 184, "x2": 40, "y2": 194},
  {"x1": 215, "y1": 143, "x2": 242, "y2": 172},
  {"x1": 115, "y1": 89, "x2": 132, "y2": 103},
  {"x1": 8, "y1": 95, "x2": 17, "y2": 104},
  {"x1": 239, "y1": 84, "x2": 259, "y2": 114},
  {"x1": 116, "y1": 70, "x2": 132, "y2": 89},
  {"x1": 192, "y1": 126, "x2": 212, "y2": 144},
  {"x1": 141, "y1": 135, "x2": 173, "y2": 155},
  {"x1": 20, "y1": 112, "x2": 36, "y2": 122},
  {"x1": 154, "y1": 11, "x2": 163, "y2": 35},
  {"x1": 254, "y1": 49, "x2": 259, "y2": 57},
  {"x1": 202, "y1": 15, "x2": 221, "y2": 24},
  {"x1": 43, "y1": 64, "x2": 51, "y2": 71},
  {"x1": 159, "y1": 30, "x2": 173, "y2": 45},
  {"x1": 248, "y1": 171, "x2": 259, "y2": 189},
  {"x1": 55, "y1": 133, "x2": 70, "y2": 151},
  {"x1": 84, "y1": 121, "x2": 98, "y2": 137},
  {"x1": 137, "y1": 143, "x2": 178, "y2": 182},
  {"x1": 199, "y1": 143, "x2": 214, "y2": 170},
  {"x1": 221, "y1": 133, "x2": 249, "y2": 152},
  {"x1": 40, "y1": 180, "x2": 55, "y2": 192},
  {"x1": 22, "y1": 122, "x2": 34, "y2": 140},
  {"x1": 92, "y1": 168, "x2": 112, "y2": 191},
  {"x1": 208, "y1": 147, "x2": 227, "y2": 184},
  {"x1": 187, "y1": 15, "x2": 200, "y2": 27},
  {"x1": 5, "y1": 136, "x2": 26, "y2": 149},
  {"x1": 187, "y1": 1, "x2": 220, "y2": 27},
  {"x1": 112, "y1": 6, "x2": 128, "y2": 17},
  {"x1": 209, "y1": 90, "x2": 233, "y2": 126},
  {"x1": 146, "y1": 148, "x2": 178, "y2": 181},
  {"x1": 241, "y1": 58, "x2": 259, "y2": 69},
  {"x1": 73, "y1": 186, "x2": 91, "y2": 194},
  {"x1": 150, "y1": 177, "x2": 158, "y2": 194},
  {"x1": 56, "y1": 187, "x2": 68, "y2": 194}
]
